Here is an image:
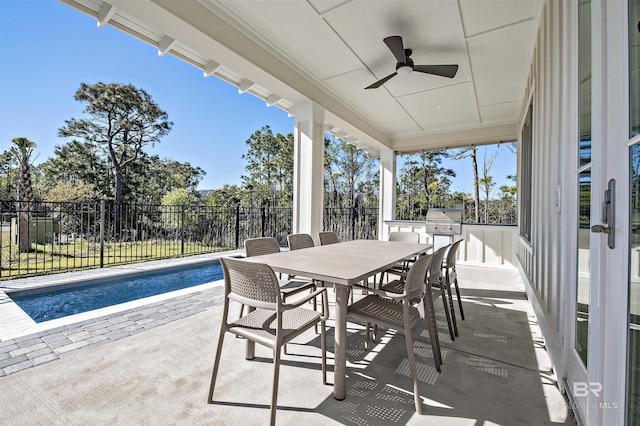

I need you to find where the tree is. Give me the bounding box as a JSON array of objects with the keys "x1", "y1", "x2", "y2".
[
  {"x1": 58, "y1": 82, "x2": 173, "y2": 212},
  {"x1": 241, "y1": 126, "x2": 293, "y2": 207},
  {"x1": 160, "y1": 188, "x2": 198, "y2": 231},
  {"x1": 452, "y1": 146, "x2": 480, "y2": 223},
  {"x1": 396, "y1": 150, "x2": 455, "y2": 219},
  {"x1": 40, "y1": 180, "x2": 102, "y2": 203},
  {"x1": 0, "y1": 149, "x2": 17, "y2": 200},
  {"x1": 324, "y1": 137, "x2": 374, "y2": 208},
  {"x1": 10, "y1": 137, "x2": 37, "y2": 252},
  {"x1": 40, "y1": 141, "x2": 111, "y2": 198}
]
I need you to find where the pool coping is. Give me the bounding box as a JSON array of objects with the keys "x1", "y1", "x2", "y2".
[{"x1": 0, "y1": 250, "x2": 244, "y2": 341}]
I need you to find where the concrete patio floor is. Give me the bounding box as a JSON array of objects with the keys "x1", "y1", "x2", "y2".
[{"x1": 0, "y1": 264, "x2": 576, "y2": 425}]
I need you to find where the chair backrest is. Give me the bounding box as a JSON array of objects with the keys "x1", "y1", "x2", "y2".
[
  {"x1": 389, "y1": 231, "x2": 420, "y2": 243},
  {"x1": 404, "y1": 254, "x2": 431, "y2": 299},
  {"x1": 318, "y1": 231, "x2": 339, "y2": 246},
  {"x1": 287, "y1": 233, "x2": 315, "y2": 250},
  {"x1": 245, "y1": 237, "x2": 280, "y2": 257},
  {"x1": 427, "y1": 246, "x2": 449, "y2": 285},
  {"x1": 445, "y1": 239, "x2": 463, "y2": 269},
  {"x1": 220, "y1": 257, "x2": 281, "y2": 309}
]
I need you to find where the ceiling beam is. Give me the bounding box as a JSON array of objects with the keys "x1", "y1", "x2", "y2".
[
  {"x1": 97, "y1": 2, "x2": 116, "y2": 28},
  {"x1": 393, "y1": 122, "x2": 518, "y2": 153},
  {"x1": 237, "y1": 79, "x2": 255, "y2": 94},
  {"x1": 203, "y1": 60, "x2": 221, "y2": 77},
  {"x1": 157, "y1": 36, "x2": 176, "y2": 56},
  {"x1": 265, "y1": 94, "x2": 281, "y2": 107}
]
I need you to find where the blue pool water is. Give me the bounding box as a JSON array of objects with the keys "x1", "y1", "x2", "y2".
[{"x1": 11, "y1": 261, "x2": 224, "y2": 323}]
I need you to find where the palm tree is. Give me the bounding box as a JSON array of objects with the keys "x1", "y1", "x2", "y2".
[{"x1": 11, "y1": 137, "x2": 37, "y2": 252}]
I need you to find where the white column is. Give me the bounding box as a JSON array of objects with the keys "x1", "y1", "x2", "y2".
[
  {"x1": 378, "y1": 147, "x2": 396, "y2": 241},
  {"x1": 293, "y1": 102, "x2": 325, "y2": 240}
]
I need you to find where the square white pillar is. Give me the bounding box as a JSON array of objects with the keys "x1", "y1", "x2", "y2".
[
  {"x1": 293, "y1": 102, "x2": 325, "y2": 240},
  {"x1": 378, "y1": 147, "x2": 396, "y2": 240}
]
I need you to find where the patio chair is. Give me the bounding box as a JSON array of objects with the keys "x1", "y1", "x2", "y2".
[
  {"x1": 378, "y1": 231, "x2": 421, "y2": 286},
  {"x1": 208, "y1": 257, "x2": 328, "y2": 426},
  {"x1": 286, "y1": 233, "x2": 319, "y2": 285},
  {"x1": 443, "y1": 239, "x2": 465, "y2": 321},
  {"x1": 287, "y1": 233, "x2": 315, "y2": 250},
  {"x1": 348, "y1": 254, "x2": 441, "y2": 414},
  {"x1": 318, "y1": 231, "x2": 340, "y2": 245},
  {"x1": 426, "y1": 245, "x2": 457, "y2": 339},
  {"x1": 243, "y1": 237, "x2": 318, "y2": 337}
]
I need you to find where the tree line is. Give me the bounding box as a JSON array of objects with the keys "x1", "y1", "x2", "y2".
[{"x1": 2, "y1": 82, "x2": 517, "y2": 228}]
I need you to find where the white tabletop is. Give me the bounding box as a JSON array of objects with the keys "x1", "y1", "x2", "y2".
[{"x1": 245, "y1": 239, "x2": 432, "y2": 286}]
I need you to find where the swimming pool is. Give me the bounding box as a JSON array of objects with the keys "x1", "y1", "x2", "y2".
[{"x1": 10, "y1": 260, "x2": 225, "y2": 323}]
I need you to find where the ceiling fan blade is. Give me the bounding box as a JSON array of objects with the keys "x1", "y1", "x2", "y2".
[
  {"x1": 383, "y1": 36, "x2": 406, "y2": 63},
  {"x1": 365, "y1": 72, "x2": 398, "y2": 89},
  {"x1": 413, "y1": 64, "x2": 459, "y2": 78}
]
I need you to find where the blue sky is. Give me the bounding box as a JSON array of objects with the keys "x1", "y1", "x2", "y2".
[{"x1": 0, "y1": 0, "x2": 515, "y2": 193}]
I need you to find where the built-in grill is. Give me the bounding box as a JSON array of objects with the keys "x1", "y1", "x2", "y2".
[{"x1": 424, "y1": 208, "x2": 463, "y2": 250}]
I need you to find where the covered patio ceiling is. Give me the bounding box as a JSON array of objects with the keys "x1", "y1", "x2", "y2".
[{"x1": 60, "y1": 0, "x2": 541, "y2": 155}]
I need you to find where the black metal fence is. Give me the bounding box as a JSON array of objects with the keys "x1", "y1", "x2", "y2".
[{"x1": 1, "y1": 200, "x2": 376, "y2": 279}]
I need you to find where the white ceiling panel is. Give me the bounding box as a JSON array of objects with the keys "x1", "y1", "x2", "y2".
[
  {"x1": 379, "y1": 119, "x2": 422, "y2": 139},
  {"x1": 324, "y1": 69, "x2": 409, "y2": 124},
  {"x1": 215, "y1": 0, "x2": 362, "y2": 81},
  {"x1": 459, "y1": 0, "x2": 536, "y2": 38},
  {"x1": 397, "y1": 83, "x2": 480, "y2": 132},
  {"x1": 467, "y1": 20, "x2": 532, "y2": 106},
  {"x1": 479, "y1": 102, "x2": 520, "y2": 124}
]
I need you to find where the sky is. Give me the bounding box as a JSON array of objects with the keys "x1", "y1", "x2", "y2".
[{"x1": 0, "y1": 0, "x2": 515, "y2": 193}]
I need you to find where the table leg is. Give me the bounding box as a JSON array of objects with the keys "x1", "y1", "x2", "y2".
[{"x1": 334, "y1": 284, "x2": 348, "y2": 400}]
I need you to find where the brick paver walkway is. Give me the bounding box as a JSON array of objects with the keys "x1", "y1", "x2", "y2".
[{"x1": 0, "y1": 286, "x2": 224, "y2": 377}]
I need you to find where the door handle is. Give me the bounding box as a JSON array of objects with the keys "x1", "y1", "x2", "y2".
[
  {"x1": 590, "y1": 179, "x2": 615, "y2": 249},
  {"x1": 590, "y1": 224, "x2": 610, "y2": 234}
]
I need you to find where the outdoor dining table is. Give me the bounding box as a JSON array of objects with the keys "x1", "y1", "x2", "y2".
[{"x1": 245, "y1": 239, "x2": 432, "y2": 400}]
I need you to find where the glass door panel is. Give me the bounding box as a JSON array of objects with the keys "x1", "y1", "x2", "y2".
[{"x1": 577, "y1": 169, "x2": 591, "y2": 366}]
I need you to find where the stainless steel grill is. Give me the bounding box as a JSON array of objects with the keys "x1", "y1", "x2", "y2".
[
  {"x1": 425, "y1": 208, "x2": 463, "y2": 250},
  {"x1": 425, "y1": 208, "x2": 463, "y2": 235}
]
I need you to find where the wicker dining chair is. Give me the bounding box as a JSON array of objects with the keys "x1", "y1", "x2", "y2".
[
  {"x1": 427, "y1": 245, "x2": 457, "y2": 339},
  {"x1": 348, "y1": 254, "x2": 441, "y2": 414},
  {"x1": 318, "y1": 231, "x2": 340, "y2": 246},
  {"x1": 443, "y1": 239, "x2": 465, "y2": 321},
  {"x1": 244, "y1": 237, "x2": 318, "y2": 336},
  {"x1": 287, "y1": 233, "x2": 315, "y2": 250},
  {"x1": 244, "y1": 237, "x2": 316, "y2": 302},
  {"x1": 208, "y1": 257, "x2": 328, "y2": 426},
  {"x1": 378, "y1": 231, "x2": 421, "y2": 286}
]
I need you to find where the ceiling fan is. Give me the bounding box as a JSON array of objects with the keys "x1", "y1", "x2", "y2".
[{"x1": 365, "y1": 35, "x2": 458, "y2": 89}]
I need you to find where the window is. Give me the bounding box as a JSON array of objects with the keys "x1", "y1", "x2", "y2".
[{"x1": 519, "y1": 103, "x2": 533, "y2": 242}]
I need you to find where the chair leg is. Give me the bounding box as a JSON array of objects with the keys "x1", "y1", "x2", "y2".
[
  {"x1": 439, "y1": 286, "x2": 455, "y2": 340},
  {"x1": 445, "y1": 281, "x2": 458, "y2": 337},
  {"x1": 453, "y1": 273, "x2": 465, "y2": 320},
  {"x1": 270, "y1": 347, "x2": 282, "y2": 426},
  {"x1": 208, "y1": 328, "x2": 227, "y2": 403},
  {"x1": 403, "y1": 306, "x2": 423, "y2": 414},
  {"x1": 426, "y1": 294, "x2": 443, "y2": 368}
]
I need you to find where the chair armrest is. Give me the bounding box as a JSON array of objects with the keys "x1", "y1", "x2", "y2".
[
  {"x1": 365, "y1": 286, "x2": 408, "y2": 302},
  {"x1": 284, "y1": 288, "x2": 329, "y2": 320}
]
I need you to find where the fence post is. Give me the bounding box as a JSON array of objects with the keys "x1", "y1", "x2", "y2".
[
  {"x1": 99, "y1": 200, "x2": 105, "y2": 268},
  {"x1": 181, "y1": 204, "x2": 185, "y2": 255},
  {"x1": 235, "y1": 205, "x2": 240, "y2": 249},
  {"x1": 261, "y1": 206, "x2": 266, "y2": 237}
]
